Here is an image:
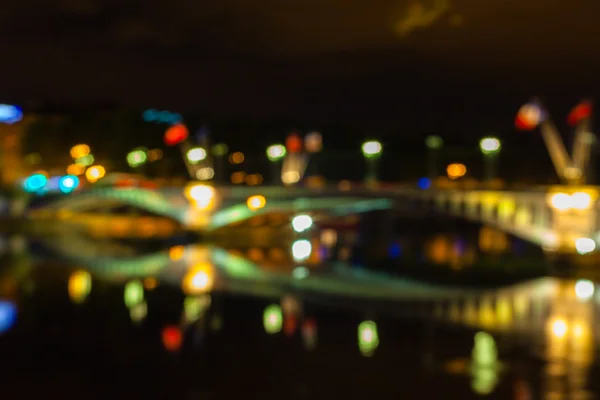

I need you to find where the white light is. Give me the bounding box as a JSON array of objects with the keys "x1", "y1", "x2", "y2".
[
  {"x1": 292, "y1": 214, "x2": 313, "y2": 233},
  {"x1": 550, "y1": 193, "x2": 571, "y2": 211},
  {"x1": 575, "y1": 237, "x2": 596, "y2": 255},
  {"x1": 292, "y1": 240, "x2": 312, "y2": 262},
  {"x1": 575, "y1": 280, "x2": 595, "y2": 300},
  {"x1": 187, "y1": 147, "x2": 207, "y2": 163},
  {"x1": 196, "y1": 167, "x2": 215, "y2": 180},
  {"x1": 362, "y1": 141, "x2": 382, "y2": 156},
  {"x1": 479, "y1": 137, "x2": 500, "y2": 154},
  {"x1": 571, "y1": 192, "x2": 592, "y2": 210},
  {"x1": 189, "y1": 185, "x2": 214, "y2": 208}
]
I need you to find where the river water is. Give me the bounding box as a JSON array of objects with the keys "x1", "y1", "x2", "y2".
[{"x1": 0, "y1": 216, "x2": 598, "y2": 399}]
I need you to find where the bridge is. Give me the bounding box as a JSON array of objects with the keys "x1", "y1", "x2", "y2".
[{"x1": 22, "y1": 181, "x2": 600, "y2": 255}]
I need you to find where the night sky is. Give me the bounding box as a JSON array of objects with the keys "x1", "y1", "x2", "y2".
[{"x1": 1, "y1": 0, "x2": 600, "y2": 137}]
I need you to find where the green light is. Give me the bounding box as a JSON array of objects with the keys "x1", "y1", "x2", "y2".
[
  {"x1": 212, "y1": 143, "x2": 229, "y2": 157},
  {"x1": 75, "y1": 154, "x2": 95, "y2": 167},
  {"x1": 361, "y1": 140, "x2": 382, "y2": 159},
  {"x1": 127, "y1": 148, "x2": 148, "y2": 167},
  {"x1": 263, "y1": 304, "x2": 283, "y2": 334},
  {"x1": 470, "y1": 332, "x2": 499, "y2": 395},
  {"x1": 124, "y1": 280, "x2": 144, "y2": 308},
  {"x1": 358, "y1": 320, "x2": 379, "y2": 356},
  {"x1": 472, "y1": 331, "x2": 497, "y2": 367},
  {"x1": 425, "y1": 135, "x2": 443, "y2": 149}
]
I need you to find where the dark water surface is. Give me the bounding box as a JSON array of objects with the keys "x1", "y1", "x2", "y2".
[{"x1": 0, "y1": 217, "x2": 598, "y2": 399}]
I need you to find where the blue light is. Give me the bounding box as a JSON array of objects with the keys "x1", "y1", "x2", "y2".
[
  {"x1": 143, "y1": 109, "x2": 158, "y2": 122},
  {"x1": 0, "y1": 300, "x2": 16, "y2": 334},
  {"x1": 23, "y1": 174, "x2": 47, "y2": 193},
  {"x1": 388, "y1": 243, "x2": 402, "y2": 258},
  {"x1": 59, "y1": 175, "x2": 79, "y2": 193},
  {"x1": 157, "y1": 111, "x2": 172, "y2": 123},
  {"x1": 0, "y1": 104, "x2": 23, "y2": 124},
  {"x1": 418, "y1": 177, "x2": 431, "y2": 190}
]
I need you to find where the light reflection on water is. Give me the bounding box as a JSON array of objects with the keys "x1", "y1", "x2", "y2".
[{"x1": 0, "y1": 220, "x2": 596, "y2": 398}]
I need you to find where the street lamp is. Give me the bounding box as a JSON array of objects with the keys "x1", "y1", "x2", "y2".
[
  {"x1": 127, "y1": 148, "x2": 148, "y2": 169},
  {"x1": 425, "y1": 135, "x2": 443, "y2": 180},
  {"x1": 266, "y1": 144, "x2": 286, "y2": 184},
  {"x1": 361, "y1": 140, "x2": 382, "y2": 183},
  {"x1": 211, "y1": 143, "x2": 228, "y2": 183},
  {"x1": 186, "y1": 147, "x2": 207, "y2": 164},
  {"x1": 479, "y1": 136, "x2": 501, "y2": 183}
]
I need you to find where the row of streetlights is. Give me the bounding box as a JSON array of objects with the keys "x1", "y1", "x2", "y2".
[
  {"x1": 126, "y1": 133, "x2": 499, "y2": 184},
  {"x1": 426, "y1": 135, "x2": 502, "y2": 182}
]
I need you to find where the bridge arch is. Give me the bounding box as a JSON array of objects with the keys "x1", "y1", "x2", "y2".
[{"x1": 28, "y1": 187, "x2": 189, "y2": 223}]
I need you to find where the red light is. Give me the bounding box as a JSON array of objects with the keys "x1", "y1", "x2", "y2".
[
  {"x1": 568, "y1": 101, "x2": 592, "y2": 126},
  {"x1": 515, "y1": 104, "x2": 541, "y2": 131},
  {"x1": 115, "y1": 179, "x2": 135, "y2": 188},
  {"x1": 164, "y1": 124, "x2": 189, "y2": 146},
  {"x1": 161, "y1": 325, "x2": 182, "y2": 352},
  {"x1": 286, "y1": 133, "x2": 303, "y2": 153},
  {"x1": 141, "y1": 181, "x2": 159, "y2": 189}
]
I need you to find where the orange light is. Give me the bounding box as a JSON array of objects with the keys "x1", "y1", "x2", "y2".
[
  {"x1": 229, "y1": 152, "x2": 244, "y2": 164},
  {"x1": 246, "y1": 173, "x2": 263, "y2": 186},
  {"x1": 446, "y1": 163, "x2": 467, "y2": 180},
  {"x1": 169, "y1": 245, "x2": 185, "y2": 261},
  {"x1": 143, "y1": 277, "x2": 158, "y2": 290},
  {"x1": 66, "y1": 163, "x2": 85, "y2": 176}
]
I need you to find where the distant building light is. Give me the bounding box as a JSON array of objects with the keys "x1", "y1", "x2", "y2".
[
  {"x1": 143, "y1": 109, "x2": 182, "y2": 124},
  {"x1": 0, "y1": 104, "x2": 23, "y2": 124}
]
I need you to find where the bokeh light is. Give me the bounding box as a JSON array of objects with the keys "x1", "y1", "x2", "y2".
[
  {"x1": 85, "y1": 165, "x2": 106, "y2": 183},
  {"x1": 266, "y1": 144, "x2": 286, "y2": 161},
  {"x1": 247, "y1": 195, "x2": 267, "y2": 211},
  {"x1": 58, "y1": 175, "x2": 79, "y2": 193},
  {"x1": 187, "y1": 147, "x2": 207, "y2": 164},
  {"x1": 447, "y1": 163, "x2": 467, "y2": 180}
]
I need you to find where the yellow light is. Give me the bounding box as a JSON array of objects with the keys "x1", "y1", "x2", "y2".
[
  {"x1": 66, "y1": 163, "x2": 86, "y2": 176},
  {"x1": 85, "y1": 165, "x2": 106, "y2": 182},
  {"x1": 247, "y1": 195, "x2": 266, "y2": 211},
  {"x1": 70, "y1": 144, "x2": 90, "y2": 159},
  {"x1": 182, "y1": 262, "x2": 215, "y2": 295},
  {"x1": 447, "y1": 163, "x2": 467, "y2": 180},
  {"x1": 551, "y1": 318, "x2": 568, "y2": 338},
  {"x1": 68, "y1": 270, "x2": 92, "y2": 304}
]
